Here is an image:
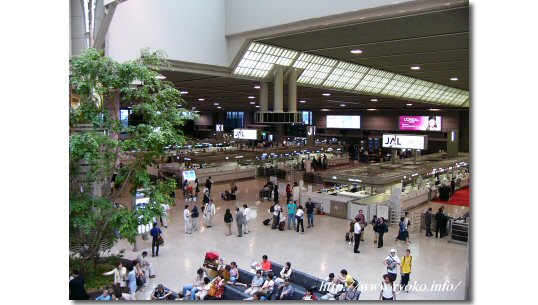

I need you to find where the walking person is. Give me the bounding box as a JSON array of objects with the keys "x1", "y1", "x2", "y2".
[
  {"x1": 372, "y1": 215, "x2": 379, "y2": 244},
  {"x1": 353, "y1": 218, "x2": 362, "y2": 253},
  {"x1": 400, "y1": 249, "x2": 412, "y2": 293},
  {"x1": 273, "y1": 184, "x2": 279, "y2": 204},
  {"x1": 235, "y1": 207, "x2": 244, "y2": 237},
  {"x1": 403, "y1": 212, "x2": 412, "y2": 244},
  {"x1": 295, "y1": 206, "x2": 305, "y2": 234},
  {"x1": 224, "y1": 208, "x2": 233, "y2": 236},
  {"x1": 379, "y1": 274, "x2": 396, "y2": 300},
  {"x1": 183, "y1": 205, "x2": 192, "y2": 234},
  {"x1": 285, "y1": 184, "x2": 292, "y2": 203},
  {"x1": 425, "y1": 208, "x2": 433, "y2": 237},
  {"x1": 149, "y1": 222, "x2": 162, "y2": 257},
  {"x1": 191, "y1": 204, "x2": 199, "y2": 231},
  {"x1": 243, "y1": 204, "x2": 251, "y2": 234},
  {"x1": 287, "y1": 200, "x2": 297, "y2": 230},
  {"x1": 271, "y1": 202, "x2": 281, "y2": 230},
  {"x1": 384, "y1": 249, "x2": 401, "y2": 282},
  {"x1": 377, "y1": 217, "x2": 388, "y2": 248},
  {"x1": 205, "y1": 176, "x2": 213, "y2": 195},
  {"x1": 305, "y1": 198, "x2": 315, "y2": 228}
]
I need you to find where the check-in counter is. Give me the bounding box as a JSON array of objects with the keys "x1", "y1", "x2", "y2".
[
  {"x1": 401, "y1": 188, "x2": 429, "y2": 210},
  {"x1": 158, "y1": 163, "x2": 256, "y2": 184},
  {"x1": 300, "y1": 191, "x2": 350, "y2": 219},
  {"x1": 328, "y1": 156, "x2": 350, "y2": 166}
]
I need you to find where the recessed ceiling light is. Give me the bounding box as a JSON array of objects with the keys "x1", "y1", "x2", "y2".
[
  {"x1": 350, "y1": 49, "x2": 363, "y2": 54},
  {"x1": 214, "y1": 103, "x2": 219, "y2": 106},
  {"x1": 321, "y1": 109, "x2": 330, "y2": 111},
  {"x1": 249, "y1": 102, "x2": 255, "y2": 105},
  {"x1": 254, "y1": 85, "x2": 260, "y2": 89},
  {"x1": 180, "y1": 90, "x2": 188, "y2": 94},
  {"x1": 299, "y1": 100, "x2": 306, "y2": 103},
  {"x1": 406, "y1": 103, "x2": 413, "y2": 106},
  {"x1": 322, "y1": 93, "x2": 331, "y2": 96},
  {"x1": 217, "y1": 106, "x2": 222, "y2": 109},
  {"x1": 248, "y1": 96, "x2": 255, "y2": 99},
  {"x1": 255, "y1": 105, "x2": 260, "y2": 108},
  {"x1": 340, "y1": 104, "x2": 346, "y2": 107},
  {"x1": 371, "y1": 98, "x2": 378, "y2": 102},
  {"x1": 450, "y1": 77, "x2": 458, "y2": 81},
  {"x1": 198, "y1": 98, "x2": 205, "y2": 101},
  {"x1": 410, "y1": 66, "x2": 420, "y2": 70},
  {"x1": 430, "y1": 108, "x2": 440, "y2": 111},
  {"x1": 367, "y1": 108, "x2": 377, "y2": 111}
]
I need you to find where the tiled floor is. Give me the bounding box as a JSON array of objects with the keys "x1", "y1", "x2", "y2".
[{"x1": 108, "y1": 178, "x2": 469, "y2": 300}]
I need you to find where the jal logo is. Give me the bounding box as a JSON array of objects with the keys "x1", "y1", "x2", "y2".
[
  {"x1": 403, "y1": 117, "x2": 419, "y2": 123},
  {"x1": 384, "y1": 135, "x2": 402, "y2": 146},
  {"x1": 234, "y1": 130, "x2": 244, "y2": 138},
  {"x1": 216, "y1": 124, "x2": 223, "y2": 132}
]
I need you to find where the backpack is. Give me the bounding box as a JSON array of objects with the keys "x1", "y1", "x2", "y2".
[
  {"x1": 270, "y1": 205, "x2": 275, "y2": 213},
  {"x1": 205, "y1": 179, "x2": 211, "y2": 188}
]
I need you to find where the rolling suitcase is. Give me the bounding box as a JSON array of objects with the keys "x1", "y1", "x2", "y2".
[
  {"x1": 263, "y1": 219, "x2": 271, "y2": 226},
  {"x1": 278, "y1": 221, "x2": 285, "y2": 231}
]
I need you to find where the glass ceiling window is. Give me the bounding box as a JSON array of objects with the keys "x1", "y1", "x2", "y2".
[
  {"x1": 323, "y1": 62, "x2": 370, "y2": 90},
  {"x1": 401, "y1": 79, "x2": 433, "y2": 100},
  {"x1": 233, "y1": 43, "x2": 298, "y2": 78},
  {"x1": 294, "y1": 54, "x2": 338, "y2": 86},
  {"x1": 422, "y1": 83, "x2": 448, "y2": 103},
  {"x1": 354, "y1": 68, "x2": 396, "y2": 94},
  {"x1": 438, "y1": 87, "x2": 460, "y2": 105},
  {"x1": 380, "y1": 74, "x2": 416, "y2": 97}
]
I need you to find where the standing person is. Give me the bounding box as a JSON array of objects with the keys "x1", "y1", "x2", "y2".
[
  {"x1": 372, "y1": 215, "x2": 379, "y2": 244},
  {"x1": 396, "y1": 217, "x2": 408, "y2": 243},
  {"x1": 149, "y1": 223, "x2": 162, "y2": 257},
  {"x1": 69, "y1": 270, "x2": 89, "y2": 300},
  {"x1": 194, "y1": 178, "x2": 200, "y2": 197},
  {"x1": 183, "y1": 205, "x2": 192, "y2": 234},
  {"x1": 425, "y1": 208, "x2": 433, "y2": 237},
  {"x1": 102, "y1": 261, "x2": 127, "y2": 292},
  {"x1": 273, "y1": 184, "x2": 279, "y2": 204},
  {"x1": 202, "y1": 187, "x2": 210, "y2": 206},
  {"x1": 440, "y1": 206, "x2": 448, "y2": 238},
  {"x1": 160, "y1": 203, "x2": 170, "y2": 228},
  {"x1": 271, "y1": 202, "x2": 281, "y2": 230},
  {"x1": 450, "y1": 177, "x2": 456, "y2": 196},
  {"x1": 379, "y1": 274, "x2": 396, "y2": 300},
  {"x1": 295, "y1": 206, "x2": 305, "y2": 234},
  {"x1": 204, "y1": 199, "x2": 215, "y2": 228},
  {"x1": 400, "y1": 249, "x2": 412, "y2": 293},
  {"x1": 224, "y1": 208, "x2": 233, "y2": 236},
  {"x1": 137, "y1": 251, "x2": 156, "y2": 279},
  {"x1": 403, "y1": 211, "x2": 412, "y2": 244},
  {"x1": 377, "y1": 217, "x2": 388, "y2": 248},
  {"x1": 182, "y1": 179, "x2": 189, "y2": 197},
  {"x1": 292, "y1": 182, "x2": 301, "y2": 204},
  {"x1": 353, "y1": 218, "x2": 362, "y2": 253},
  {"x1": 435, "y1": 208, "x2": 444, "y2": 238},
  {"x1": 235, "y1": 207, "x2": 244, "y2": 237},
  {"x1": 243, "y1": 204, "x2": 251, "y2": 234},
  {"x1": 127, "y1": 266, "x2": 137, "y2": 296},
  {"x1": 347, "y1": 219, "x2": 356, "y2": 245},
  {"x1": 230, "y1": 181, "x2": 238, "y2": 197},
  {"x1": 205, "y1": 176, "x2": 213, "y2": 195},
  {"x1": 287, "y1": 200, "x2": 297, "y2": 230},
  {"x1": 355, "y1": 210, "x2": 367, "y2": 241},
  {"x1": 191, "y1": 204, "x2": 199, "y2": 231},
  {"x1": 285, "y1": 184, "x2": 292, "y2": 203},
  {"x1": 305, "y1": 198, "x2": 315, "y2": 228},
  {"x1": 383, "y1": 249, "x2": 401, "y2": 282}
]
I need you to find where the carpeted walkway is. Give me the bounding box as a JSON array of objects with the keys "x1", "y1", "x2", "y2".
[{"x1": 433, "y1": 186, "x2": 470, "y2": 207}]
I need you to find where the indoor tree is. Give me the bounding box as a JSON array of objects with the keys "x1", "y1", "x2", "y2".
[{"x1": 69, "y1": 48, "x2": 196, "y2": 270}]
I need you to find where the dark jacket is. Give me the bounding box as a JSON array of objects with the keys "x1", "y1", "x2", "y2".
[
  {"x1": 191, "y1": 206, "x2": 199, "y2": 218},
  {"x1": 425, "y1": 211, "x2": 432, "y2": 225},
  {"x1": 306, "y1": 202, "x2": 315, "y2": 214},
  {"x1": 69, "y1": 275, "x2": 89, "y2": 300},
  {"x1": 150, "y1": 227, "x2": 162, "y2": 238},
  {"x1": 224, "y1": 212, "x2": 233, "y2": 224}
]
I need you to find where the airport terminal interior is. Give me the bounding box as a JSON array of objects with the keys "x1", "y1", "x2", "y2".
[{"x1": 69, "y1": 0, "x2": 471, "y2": 301}]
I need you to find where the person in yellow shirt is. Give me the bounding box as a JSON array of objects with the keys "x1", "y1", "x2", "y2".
[
  {"x1": 338, "y1": 269, "x2": 355, "y2": 288},
  {"x1": 400, "y1": 249, "x2": 412, "y2": 292}
]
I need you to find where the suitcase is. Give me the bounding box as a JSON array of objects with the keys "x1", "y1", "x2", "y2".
[
  {"x1": 263, "y1": 219, "x2": 271, "y2": 226},
  {"x1": 278, "y1": 221, "x2": 285, "y2": 231},
  {"x1": 205, "y1": 251, "x2": 219, "y2": 261}
]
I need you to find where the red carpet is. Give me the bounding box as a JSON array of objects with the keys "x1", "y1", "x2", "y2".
[{"x1": 433, "y1": 186, "x2": 470, "y2": 207}]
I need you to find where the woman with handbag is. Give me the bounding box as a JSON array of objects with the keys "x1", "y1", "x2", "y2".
[
  {"x1": 102, "y1": 261, "x2": 127, "y2": 293},
  {"x1": 133, "y1": 260, "x2": 147, "y2": 289}
]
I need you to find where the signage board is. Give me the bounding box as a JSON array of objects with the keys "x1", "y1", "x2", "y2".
[
  {"x1": 307, "y1": 126, "x2": 316, "y2": 136},
  {"x1": 399, "y1": 116, "x2": 442, "y2": 131},
  {"x1": 216, "y1": 124, "x2": 224, "y2": 132},
  {"x1": 233, "y1": 128, "x2": 259, "y2": 140},
  {"x1": 326, "y1": 115, "x2": 361, "y2": 129},
  {"x1": 382, "y1": 134, "x2": 428, "y2": 150},
  {"x1": 182, "y1": 170, "x2": 196, "y2": 181}
]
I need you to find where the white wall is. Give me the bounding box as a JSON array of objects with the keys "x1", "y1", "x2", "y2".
[
  {"x1": 107, "y1": 0, "x2": 228, "y2": 65},
  {"x1": 225, "y1": 0, "x2": 416, "y2": 35}
]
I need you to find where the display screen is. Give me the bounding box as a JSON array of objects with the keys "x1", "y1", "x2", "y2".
[
  {"x1": 382, "y1": 134, "x2": 428, "y2": 150},
  {"x1": 182, "y1": 170, "x2": 196, "y2": 181},
  {"x1": 326, "y1": 115, "x2": 361, "y2": 129},
  {"x1": 399, "y1": 116, "x2": 442, "y2": 131},
  {"x1": 233, "y1": 128, "x2": 259, "y2": 140},
  {"x1": 120, "y1": 109, "x2": 130, "y2": 128}
]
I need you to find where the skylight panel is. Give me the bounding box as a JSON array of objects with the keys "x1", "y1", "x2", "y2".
[
  {"x1": 422, "y1": 83, "x2": 448, "y2": 103},
  {"x1": 354, "y1": 68, "x2": 396, "y2": 94},
  {"x1": 233, "y1": 42, "x2": 298, "y2": 78},
  {"x1": 323, "y1": 62, "x2": 370, "y2": 90},
  {"x1": 381, "y1": 74, "x2": 416, "y2": 97},
  {"x1": 294, "y1": 54, "x2": 338, "y2": 86},
  {"x1": 401, "y1": 79, "x2": 433, "y2": 100}
]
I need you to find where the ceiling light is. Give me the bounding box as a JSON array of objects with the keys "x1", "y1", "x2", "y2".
[
  {"x1": 156, "y1": 74, "x2": 166, "y2": 80},
  {"x1": 410, "y1": 66, "x2": 421, "y2": 70},
  {"x1": 180, "y1": 90, "x2": 188, "y2": 94},
  {"x1": 371, "y1": 98, "x2": 378, "y2": 102},
  {"x1": 406, "y1": 103, "x2": 413, "y2": 106},
  {"x1": 367, "y1": 108, "x2": 377, "y2": 111},
  {"x1": 350, "y1": 49, "x2": 363, "y2": 54},
  {"x1": 450, "y1": 77, "x2": 458, "y2": 81},
  {"x1": 299, "y1": 100, "x2": 306, "y2": 103},
  {"x1": 250, "y1": 102, "x2": 255, "y2": 105},
  {"x1": 217, "y1": 106, "x2": 222, "y2": 109},
  {"x1": 430, "y1": 108, "x2": 440, "y2": 111},
  {"x1": 248, "y1": 96, "x2": 255, "y2": 99},
  {"x1": 254, "y1": 85, "x2": 261, "y2": 89},
  {"x1": 340, "y1": 104, "x2": 346, "y2": 107},
  {"x1": 321, "y1": 109, "x2": 330, "y2": 111},
  {"x1": 255, "y1": 105, "x2": 260, "y2": 108},
  {"x1": 322, "y1": 93, "x2": 331, "y2": 96},
  {"x1": 198, "y1": 98, "x2": 205, "y2": 101},
  {"x1": 214, "y1": 103, "x2": 219, "y2": 106}
]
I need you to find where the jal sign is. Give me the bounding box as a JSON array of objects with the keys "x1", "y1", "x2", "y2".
[
  {"x1": 382, "y1": 134, "x2": 428, "y2": 150},
  {"x1": 307, "y1": 126, "x2": 316, "y2": 136},
  {"x1": 216, "y1": 124, "x2": 224, "y2": 132},
  {"x1": 233, "y1": 128, "x2": 259, "y2": 140}
]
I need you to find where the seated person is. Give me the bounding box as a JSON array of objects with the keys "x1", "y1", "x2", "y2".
[
  {"x1": 261, "y1": 255, "x2": 272, "y2": 275},
  {"x1": 151, "y1": 284, "x2": 178, "y2": 300},
  {"x1": 302, "y1": 287, "x2": 318, "y2": 300},
  {"x1": 321, "y1": 278, "x2": 343, "y2": 300},
  {"x1": 195, "y1": 277, "x2": 211, "y2": 300},
  {"x1": 244, "y1": 290, "x2": 264, "y2": 301},
  {"x1": 181, "y1": 268, "x2": 206, "y2": 301},
  {"x1": 337, "y1": 269, "x2": 355, "y2": 288},
  {"x1": 227, "y1": 262, "x2": 248, "y2": 287},
  {"x1": 339, "y1": 281, "x2": 361, "y2": 300},
  {"x1": 258, "y1": 274, "x2": 275, "y2": 300},
  {"x1": 272, "y1": 279, "x2": 294, "y2": 300},
  {"x1": 95, "y1": 288, "x2": 112, "y2": 300},
  {"x1": 205, "y1": 276, "x2": 226, "y2": 300},
  {"x1": 244, "y1": 270, "x2": 265, "y2": 295},
  {"x1": 274, "y1": 261, "x2": 293, "y2": 286},
  {"x1": 326, "y1": 272, "x2": 335, "y2": 282},
  {"x1": 221, "y1": 191, "x2": 231, "y2": 201},
  {"x1": 112, "y1": 287, "x2": 136, "y2": 300}
]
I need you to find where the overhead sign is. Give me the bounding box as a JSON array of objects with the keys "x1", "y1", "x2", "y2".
[
  {"x1": 382, "y1": 134, "x2": 428, "y2": 150},
  {"x1": 326, "y1": 115, "x2": 361, "y2": 129},
  {"x1": 399, "y1": 116, "x2": 442, "y2": 131},
  {"x1": 233, "y1": 128, "x2": 259, "y2": 140},
  {"x1": 216, "y1": 124, "x2": 223, "y2": 132},
  {"x1": 182, "y1": 170, "x2": 196, "y2": 181},
  {"x1": 307, "y1": 126, "x2": 316, "y2": 136}
]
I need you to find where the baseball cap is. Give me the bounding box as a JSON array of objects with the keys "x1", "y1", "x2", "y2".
[{"x1": 390, "y1": 249, "x2": 396, "y2": 253}]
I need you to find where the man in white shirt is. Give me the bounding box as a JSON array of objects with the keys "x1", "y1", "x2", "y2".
[
  {"x1": 271, "y1": 203, "x2": 281, "y2": 229},
  {"x1": 321, "y1": 278, "x2": 343, "y2": 300},
  {"x1": 384, "y1": 249, "x2": 401, "y2": 282},
  {"x1": 260, "y1": 274, "x2": 275, "y2": 300},
  {"x1": 160, "y1": 204, "x2": 170, "y2": 228},
  {"x1": 184, "y1": 204, "x2": 192, "y2": 234},
  {"x1": 353, "y1": 218, "x2": 362, "y2": 253},
  {"x1": 243, "y1": 204, "x2": 251, "y2": 234},
  {"x1": 137, "y1": 251, "x2": 156, "y2": 278}
]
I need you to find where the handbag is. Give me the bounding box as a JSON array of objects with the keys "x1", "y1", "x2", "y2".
[
  {"x1": 157, "y1": 235, "x2": 164, "y2": 246},
  {"x1": 208, "y1": 284, "x2": 217, "y2": 297}
]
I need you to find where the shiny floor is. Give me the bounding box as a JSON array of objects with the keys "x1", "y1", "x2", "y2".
[{"x1": 109, "y1": 178, "x2": 469, "y2": 300}]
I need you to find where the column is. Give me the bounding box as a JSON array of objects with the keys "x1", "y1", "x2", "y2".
[
  {"x1": 288, "y1": 68, "x2": 297, "y2": 113},
  {"x1": 273, "y1": 66, "x2": 283, "y2": 112},
  {"x1": 260, "y1": 82, "x2": 269, "y2": 112}
]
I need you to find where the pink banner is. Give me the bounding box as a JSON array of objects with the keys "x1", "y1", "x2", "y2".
[{"x1": 399, "y1": 116, "x2": 442, "y2": 131}]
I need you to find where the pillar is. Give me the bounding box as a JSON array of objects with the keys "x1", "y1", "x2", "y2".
[
  {"x1": 260, "y1": 82, "x2": 269, "y2": 112},
  {"x1": 273, "y1": 66, "x2": 284, "y2": 112},
  {"x1": 288, "y1": 68, "x2": 297, "y2": 113},
  {"x1": 70, "y1": 0, "x2": 87, "y2": 56}
]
